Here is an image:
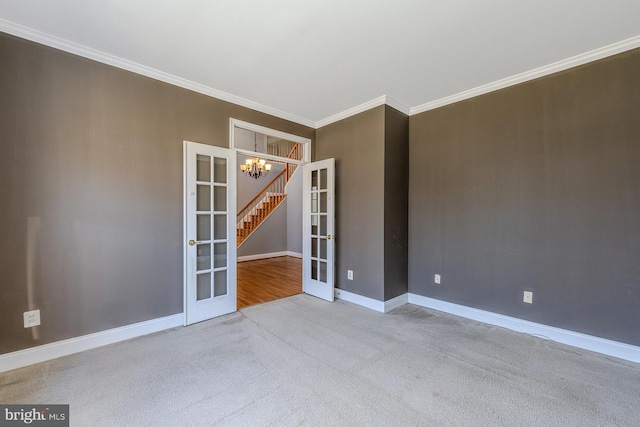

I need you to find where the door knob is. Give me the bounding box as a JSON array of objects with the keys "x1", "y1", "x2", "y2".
[{"x1": 188, "y1": 240, "x2": 199, "y2": 246}]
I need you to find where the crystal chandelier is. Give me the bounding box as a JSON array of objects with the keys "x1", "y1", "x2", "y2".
[{"x1": 240, "y1": 133, "x2": 271, "y2": 179}]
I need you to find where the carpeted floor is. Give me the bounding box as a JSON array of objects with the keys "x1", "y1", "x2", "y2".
[{"x1": 1, "y1": 294, "x2": 639, "y2": 426}]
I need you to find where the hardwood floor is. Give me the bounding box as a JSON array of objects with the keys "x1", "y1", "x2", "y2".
[{"x1": 237, "y1": 256, "x2": 302, "y2": 309}]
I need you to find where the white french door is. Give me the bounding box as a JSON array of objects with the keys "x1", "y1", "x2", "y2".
[
  {"x1": 302, "y1": 158, "x2": 335, "y2": 301},
  {"x1": 184, "y1": 141, "x2": 237, "y2": 325}
]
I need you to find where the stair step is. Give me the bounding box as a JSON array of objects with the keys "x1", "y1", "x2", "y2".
[{"x1": 237, "y1": 192, "x2": 287, "y2": 247}]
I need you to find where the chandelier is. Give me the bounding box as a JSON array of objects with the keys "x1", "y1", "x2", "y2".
[
  {"x1": 240, "y1": 133, "x2": 271, "y2": 179},
  {"x1": 240, "y1": 156, "x2": 271, "y2": 179}
]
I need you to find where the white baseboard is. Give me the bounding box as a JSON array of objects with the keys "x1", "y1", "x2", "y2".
[
  {"x1": 335, "y1": 288, "x2": 385, "y2": 312},
  {"x1": 0, "y1": 313, "x2": 184, "y2": 373},
  {"x1": 237, "y1": 251, "x2": 301, "y2": 262},
  {"x1": 408, "y1": 294, "x2": 640, "y2": 364},
  {"x1": 334, "y1": 289, "x2": 408, "y2": 313},
  {"x1": 385, "y1": 293, "x2": 409, "y2": 312},
  {"x1": 286, "y1": 251, "x2": 302, "y2": 259}
]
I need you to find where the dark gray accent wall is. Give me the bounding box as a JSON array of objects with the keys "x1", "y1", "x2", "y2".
[
  {"x1": 0, "y1": 33, "x2": 314, "y2": 354},
  {"x1": 316, "y1": 106, "x2": 386, "y2": 300},
  {"x1": 408, "y1": 49, "x2": 640, "y2": 346},
  {"x1": 384, "y1": 106, "x2": 409, "y2": 300},
  {"x1": 316, "y1": 105, "x2": 409, "y2": 302}
]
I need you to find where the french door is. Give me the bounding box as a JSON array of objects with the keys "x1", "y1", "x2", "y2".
[
  {"x1": 184, "y1": 141, "x2": 237, "y2": 325},
  {"x1": 302, "y1": 158, "x2": 335, "y2": 301}
]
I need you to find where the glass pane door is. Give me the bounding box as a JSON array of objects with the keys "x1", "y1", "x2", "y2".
[
  {"x1": 185, "y1": 142, "x2": 236, "y2": 324},
  {"x1": 303, "y1": 159, "x2": 335, "y2": 302}
]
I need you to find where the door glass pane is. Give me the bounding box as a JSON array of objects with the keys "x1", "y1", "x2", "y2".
[
  {"x1": 214, "y1": 243, "x2": 227, "y2": 268},
  {"x1": 214, "y1": 270, "x2": 227, "y2": 297},
  {"x1": 197, "y1": 273, "x2": 211, "y2": 300},
  {"x1": 320, "y1": 238, "x2": 327, "y2": 260},
  {"x1": 197, "y1": 244, "x2": 211, "y2": 271},
  {"x1": 312, "y1": 170, "x2": 318, "y2": 189},
  {"x1": 320, "y1": 168, "x2": 327, "y2": 190},
  {"x1": 311, "y1": 260, "x2": 318, "y2": 280},
  {"x1": 319, "y1": 261, "x2": 327, "y2": 283},
  {"x1": 214, "y1": 214, "x2": 227, "y2": 240},
  {"x1": 312, "y1": 237, "x2": 318, "y2": 258},
  {"x1": 197, "y1": 215, "x2": 211, "y2": 241},
  {"x1": 197, "y1": 185, "x2": 211, "y2": 211},
  {"x1": 214, "y1": 186, "x2": 227, "y2": 212},
  {"x1": 311, "y1": 215, "x2": 318, "y2": 235},
  {"x1": 320, "y1": 192, "x2": 327, "y2": 213},
  {"x1": 311, "y1": 193, "x2": 318, "y2": 213},
  {"x1": 197, "y1": 155, "x2": 211, "y2": 182},
  {"x1": 319, "y1": 215, "x2": 327, "y2": 236},
  {"x1": 214, "y1": 157, "x2": 227, "y2": 183}
]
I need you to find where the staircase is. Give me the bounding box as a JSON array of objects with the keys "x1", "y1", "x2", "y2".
[{"x1": 236, "y1": 142, "x2": 301, "y2": 247}]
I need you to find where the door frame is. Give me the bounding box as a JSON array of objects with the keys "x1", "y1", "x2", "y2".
[
  {"x1": 229, "y1": 119, "x2": 312, "y2": 304},
  {"x1": 229, "y1": 118, "x2": 312, "y2": 164}
]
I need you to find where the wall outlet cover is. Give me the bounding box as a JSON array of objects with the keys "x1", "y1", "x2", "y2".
[
  {"x1": 523, "y1": 291, "x2": 533, "y2": 304},
  {"x1": 435, "y1": 274, "x2": 441, "y2": 284},
  {"x1": 347, "y1": 270, "x2": 353, "y2": 280},
  {"x1": 24, "y1": 309, "x2": 41, "y2": 328}
]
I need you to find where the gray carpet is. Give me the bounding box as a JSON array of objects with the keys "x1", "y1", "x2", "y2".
[{"x1": 1, "y1": 295, "x2": 639, "y2": 426}]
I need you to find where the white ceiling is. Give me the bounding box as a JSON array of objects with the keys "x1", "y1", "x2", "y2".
[{"x1": 1, "y1": 1, "x2": 639, "y2": 128}]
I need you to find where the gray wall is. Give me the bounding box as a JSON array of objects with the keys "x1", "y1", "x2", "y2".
[
  {"x1": 316, "y1": 106, "x2": 387, "y2": 301},
  {"x1": 408, "y1": 49, "x2": 640, "y2": 346},
  {"x1": 0, "y1": 33, "x2": 314, "y2": 354},
  {"x1": 384, "y1": 106, "x2": 409, "y2": 300}
]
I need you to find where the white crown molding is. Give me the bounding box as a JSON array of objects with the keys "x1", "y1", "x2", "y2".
[
  {"x1": 410, "y1": 34, "x2": 640, "y2": 116},
  {"x1": 316, "y1": 96, "x2": 387, "y2": 128},
  {"x1": 408, "y1": 294, "x2": 640, "y2": 364},
  {"x1": 0, "y1": 19, "x2": 316, "y2": 129},
  {"x1": 315, "y1": 95, "x2": 410, "y2": 128},
  {"x1": 2, "y1": 19, "x2": 638, "y2": 132},
  {"x1": 384, "y1": 95, "x2": 411, "y2": 116},
  {"x1": 0, "y1": 313, "x2": 183, "y2": 373}
]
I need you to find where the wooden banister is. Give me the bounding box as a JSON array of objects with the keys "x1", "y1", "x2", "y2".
[
  {"x1": 237, "y1": 169, "x2": 286, "y2": 217},
  {"x1": 286, "y1": 143, "x2": 299, "y2": 160}
]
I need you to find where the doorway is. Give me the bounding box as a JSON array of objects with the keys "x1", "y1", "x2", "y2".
[{"x1": 231, "y1": 120, "x2": 309, "y2": 308}]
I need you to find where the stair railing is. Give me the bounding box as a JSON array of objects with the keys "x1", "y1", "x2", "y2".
[
  {"x1": 237, "y1": 169, "x2": 287, "y2": 232},
  {"x1": 285, "y1": 143, "x2": 301, "y2": 181}
]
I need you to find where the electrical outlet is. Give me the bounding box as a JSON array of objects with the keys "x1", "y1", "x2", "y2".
[
  {"x1": 523, "y1": 291, "x2": 533, "y2": 304},
  {"x1": 434, "y1": 274, "x2": 441, "y2": 284},
  {"x1": 24, "y1": 310, "x2": 41, "y2": 328},
  {"x1": 347, "y1": 270, "x2": 354, "y2": 280}
]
